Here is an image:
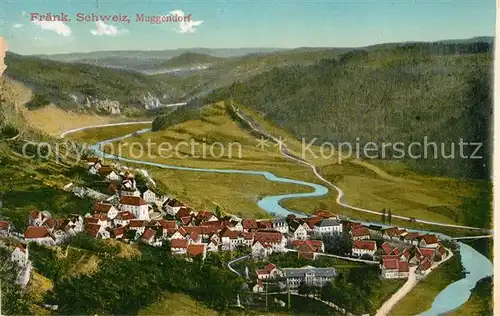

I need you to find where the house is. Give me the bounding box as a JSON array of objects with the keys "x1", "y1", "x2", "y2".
[
  {"x1": 206, "y1": 238, "x2": 219, "y2": 252},
  {"x1": 254, "y1": 230, "x2": 287, "y2": 252},
  {"x1": 0, "y1": 221, "x2": 10, "y2": 236},
  {"x1": 171, "y1": 239, "x2": 188, "y2": 254},
  {"x1": 88, "y1": 161, "x2": 102, "y2": 175},
  {"x1": 105, "y1": 171, "x2": 122, "y2": 182},
  {"x1": 436, "y1": 244, "x2": 448, "y2": 260},
  {"x1": 256, "y1": 263, "x2": 282, "y2": 280},
  {"x1": 257, "y1": 220, "x2": 273, "y2": 230},
  {"x1": 196, "y1": 210, "x2": 218, "y2": 223},
  {"x1": 352, "y1": 240, "x2": 377, "y2": 258},
  {"x1": 381, "y1": 258, "x2": 410, "y2": 279},
  {"x1": 288, "y1": 220, "x2": 308, "y2": 240},
  {"x1": 293, "y1": 239, "x2": 325, "y2": 260},
  {"x1": 220, "y1": 227, "x2": 240, "y2": 251},
  {"x1": 11, "y1": 244, "x2": 29, "y2": 267},
  {"x1": 120, "y1": 196, "x2": 149, "y2": 220},
  {"x1": 128, "y1": 220, "x2": 146, "y2": 235},
  {"x1": 313, "y1": 219, "x2": 343, "y2": 236},
  {"x1": 142, "y1": 189, "x2": 157, "y2": 204},
  {"x1": 419, "y1": 234, "x2": 439, "y2": 248},
  {"x1": 252, "y1": 240, "x2": 273, "y2": 258},
  {"x1": 403, "y1": 232, "x2": 420, "y2": 245},
  {"x1": 242, "y1": 219, "x2": 259, "y2": 232},
  {"x1": 163, "y1": 198, "x2": 185, "y2": 216},
  {"x1": 381, "y1": 242, "x2": 393, "y2": 255},
  {"x1": 24, "y1": 226, "x2": 56, "y2": 246},
  {"x1": 109, "y1": 226, "x2": 125, "y2": 239},
  {"x1": 382, "y1": 227, "x2": 401, "y2": 240},
  {"x1": 85, "y1": 223, "x2": 110, "y2": 239},
  {"x1": 114, "y1": 211, "x2": 135, "y2": 226},
  {"x1": 416, "y1": 258, "x2": 432, "y2": 275},
  {"x1": 281, "y1": 266, "x2": 336, "y2": 289},
  {"x1": 28, "y1": 210, "x2": 51, "y2": 227},
  {"x1": 92, "y1": 203, "x2": 118, "y2": 220},
  {"x1": 272, "y1": 218, "x2": 289, "y2": 234},
  {"x1": 141, "y1": 229, "x2": 157, "y2": 245},
  {"x1": 351, "y1": 227, "x2": 370, "y2": 240},
  {"x1": 187, "y1": 243, "x2": 207, "y2": 260}
]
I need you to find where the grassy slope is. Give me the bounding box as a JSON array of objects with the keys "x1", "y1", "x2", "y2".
[
  {"x1": 139, "y1": 292, "x2": 218, "y2": 316},
  {"x1": 204, "y1": 43, "x2": 492, "y2": 180}
]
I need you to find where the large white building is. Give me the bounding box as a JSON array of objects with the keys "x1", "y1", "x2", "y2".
[
  {"x1": 280, "y1": 266, "x2": 336, "y2": 289},
  {"x1": 120, "y1": 196, "x2": 149, "y2": 220},
  {"x1": 313, "y1": 219, "x2": 343, "y2": 236}
]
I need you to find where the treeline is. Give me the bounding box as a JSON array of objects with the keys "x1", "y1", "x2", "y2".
[
  {"x1": 203, "y1": 41, "x2": 493, "y2": 179},
  {"x1": 151, "y1": 103, "x2": 204, "y2": 131}
]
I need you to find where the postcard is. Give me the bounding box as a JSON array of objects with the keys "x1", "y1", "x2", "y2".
[{"x1": 0, "y1": 1, "x2": 494, "y2": 315}]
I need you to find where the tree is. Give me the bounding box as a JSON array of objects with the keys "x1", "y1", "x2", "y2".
[
  {"x1": 214, "y1": 205, "x2": 221, "y2": 218},
  {"x1": 298, "y1": 281, "x2": 311, "y2": 295},
  {"x1": 388, "y1": 209, "x2": 392, "y2": 224},
  {"x1": 381, "y1": 208, "x2": 386, "y2": 224}
]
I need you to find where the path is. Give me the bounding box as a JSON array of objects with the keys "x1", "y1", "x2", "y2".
[
  {"x1": 286, "y1": 248, "x2": 379, "y2": 265},
  {"x1": 227, "y1": 254, "x2": 250, "y2": 276},
  {"x1": 375, "y1": 267, "x2": 418, "y2": 316},
  {"x1": 230, "y1": 104, "x2": 489, "y2": 232},
  {"x1": 451, "y1": 235, "x2": 492, "y2": 240}
]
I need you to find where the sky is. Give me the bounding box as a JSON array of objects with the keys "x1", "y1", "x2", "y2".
[{"x1": 0, "y1": 0, "x2": 495, "y2": 55}]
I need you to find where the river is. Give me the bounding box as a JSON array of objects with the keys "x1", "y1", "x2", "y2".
[{"x1": 88, "y1": 126, "x2": 492, "y2": 316}]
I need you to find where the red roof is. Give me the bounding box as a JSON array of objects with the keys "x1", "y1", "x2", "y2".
[
  {"x1": 0, "y1": 221, "x2": 9, "y2": 230},
  {"x1": 392, "y1": 248, "x2": 401, "y2": 256},
  {"x1": 92, "y1": 203, "x2": 114, "y2": 213},
  {"x1": 176, "y1": 207, "x2": 193, "y2": 219},
  {"x1": 421, "y1": 234, "x2": 439, "y2": 245},
  {"x1": 254, "y1": 230, "x2": 283, "y2": 244},
  {"x1": 129, "y1": 220, "x2": 146, "y2": 228},
  {"x1": 24, "y1": 226, "x2": 52, "y2": 239},
  {"x1": 351, "y1": 227, "x2": 370, "y2": 237},
  {"x1": 382, "y1": 255, "x2": 401, "y2": 261},
  {"x1": 220, "y1": 227, "x2": 239, "y2": 239},
  {"x1": 29, "y1": 210, "x2": 41, "y2": 219},
  {"x1": 141, "y1": 229, "x2": 156, "y2": 241},
  {"x1": 158, "y1": 220, "x2": 177, "y2": 230},
  {"x1": 257, "y1": 220, "x2": 272, "y2": 229},
  {"x1": 419, "y1": 247, "x2": 435, "y2": 258},
  {"x1": 398, "y1": 261, "x2": 409, "y2": 272},
  {"x1": 404, "y1": 232, "x2": 420, "y2": 240},
  {"x1": 180, "y1": 216, "x2": 192, "y2": 225},
  {"x1": 419, "y1": 258, "x2": 432, "y2": 271},
  {"x1": 85, "y1": 223, "x2": 101, "y2": 238},
  {"x1": 120, "y1": 196, "x2": 147, "y2": 206},
  {"x1": 401, "y1": 248, "x2": 411, "y2": 260},
  {"x1": 382, "y1": 259, "x2": 399, "y2": 270},
  {"x1": 171, "y1": 239, "x2": 188, "y2": 249},
  {"x1": 381, "y1": 242, "x2": 393, "y2": 255},
  {"x1": 437, "y1": 245, "x2": 446, "y2": 255},
  {"x1": 384, "y1": 227, "x2": 399, "y2": 237},
  {"x1": 117, "y1": 211, "x2": 135, "y2": 220},
  {"x1": 352, "y1": 240, "x2": 376, "y2": 251},
  {"x1": 293, "y1": 239, "x2": 323, "y2": 252},
  {"x1": 196, "y1": 210, "x2": 215, "y2": 221},
  {"x1": 242, "y1": 219, "x2": 258, "y2": 230},
  {"x1": 111, "y1": 226, "x2": 125, "y2": 237},
  {"x1": 187, "y1": 244, "x2": 206, "y2": 257}
]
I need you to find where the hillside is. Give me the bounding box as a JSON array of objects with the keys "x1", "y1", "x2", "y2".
[
  {"x1": 4, "y1": 53, "x2": 187, "y2": 114},
  {"x1": 203, "y1": 41, "x2": 493, "y2": 179},
  {"x1": 155, "y1": 52, "x2": 223, "y2": 69}
]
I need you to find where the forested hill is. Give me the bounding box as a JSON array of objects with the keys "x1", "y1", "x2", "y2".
[{"x1": 203, "y1": 41, "x2": 493, "y2": 179}]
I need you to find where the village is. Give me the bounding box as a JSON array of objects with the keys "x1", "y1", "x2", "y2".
[{"x1": 0, "y1": 156, "x2": 454, "y2": 303}]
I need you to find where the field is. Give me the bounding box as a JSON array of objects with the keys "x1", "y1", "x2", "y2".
[
  {"x1": 65, "y1": 102, "x2": 491, "y2": 230},
  {"x1": 139, "y1": 292, "x2": 218, "y2": 316}
]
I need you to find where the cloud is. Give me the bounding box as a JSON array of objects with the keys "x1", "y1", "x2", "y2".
[
  {"x1": 13, "y1": 23, "x2": 24, "y2": 29},
  {"x1": 32, "y1": 20, "x2": 71, "y2": 36},
  {"x1": 169, "y1": 10, "x2": 203, "y2": 33},
  {"x1": 90, "y1": 21, "x2": 127, "y2": 36}
]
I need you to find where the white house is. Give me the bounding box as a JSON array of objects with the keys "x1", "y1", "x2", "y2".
[
  {"x1": 0, "y1": 221, "x2": 10, "y2": 236},
  {"x1": 171, "y1": 239, "x2": 188, "y2": 255},
  {"x1": 163, "y1": 198, "x2": 185, "y2": 216},
  {"x1": 252, "y1": 240, "x2": 273, "y2": 258},
  {"x1": 142, "y1": 189, "x2": 157, "y2": 204},
  {"x1": 120, "y1": 187, "x2": 141, "y2": 197},
  {"x1": 120, "y1": 196, "x2": 149, "y2": 220},
  {"x1": 256, "y1": 263, "x2": 283, "y2": 280},
  {"x1": 313, "y1": 219, "x2": 343, "y2": 237},
  {"x1": 92, "y1": 203, "x2": 119, "y2": 220},
  {"x1": 419, "y1": 234, "x2": 439, "y2": 248},
  {"x1": 381, "y1": 259, "x2": 410, "y2": 279},
  {"x1": 351, "y1": 240, "x2": 377, "y2": 257},
  {"x1": 272, "y1": 218, "x2": 289, "y2": 234},
  {"x1": 288, "y1": 221, "x2": 308, "y2": 240},
  {"x1": 11, "y1": 244, "x2": 29, "y2": 267},
  {"x1": 281, "y1": 266, "x2": 336, "y2": 289}
]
